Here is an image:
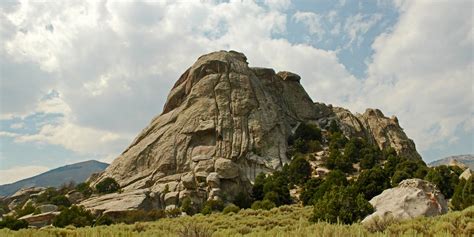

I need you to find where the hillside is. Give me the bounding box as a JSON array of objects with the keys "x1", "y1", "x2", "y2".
[
  {"x1": 0, "y1": 160, "x2": 108, "y2": 197},
  {"x1": 428, "y1": 154, "x2": 474, "y2": 170}
]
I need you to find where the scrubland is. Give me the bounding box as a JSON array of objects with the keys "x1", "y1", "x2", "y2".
[{"x1": 1, "y1": 205, "x2": 472, "y2": 237}]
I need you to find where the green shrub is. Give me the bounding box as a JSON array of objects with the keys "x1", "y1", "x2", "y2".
[
  {"x1": 251, "y1": 200, "x2": 275, "y2": 210},
  {"x1": 328, "y1": 120, "x2": 341, "y2": 133},
  {"x1": 0, "y1": 216, "x2": 28, "y2": 230},
  {"x1": 310, "y1": 186, "x2": 373, "y2": 224},
  {"x1": 75, "y1": 182, "x2": 93, "y2": 197},
  {"x1": 222, "y1": 204, "x2": 240, "y2": 214},
  {"x1": 300, "y1": 177, "x2": 323, "y2": 205},
  {"x1": 328, "y1": 132, "x2": 347, "y2": 150},
  {"x1": 310, "y1": 170, "x2": 348, "y2": 204},
  {"x1": 451, "y1": 176, "x2": 474, "y2": 210},
  {"x1": 15, "y1": 202, "x2": 37, "y2": 218},
  {"x1": 166, "y1": 207, "x2": 182, "y2": 218},
  {"x1": 262, "y1": 171, "x2": 291, "y2": 206},
  {"x1": 326, "y1": 147, "x2": 353, "y2": 173},
  {"x1": 94, "y1": 215, "x2": 113, "y2": 226},
  {"x1": 51, "y1": 195, "x2": 71, "y2": 207},
  {"x1": 288, "y1": 155, "x2": 312, "y2": 185},
  {"x1": 180, "y1": 197, "x2": 198, "y2": 215},
  {"x1": 95, "y1": 177, "x2": 120, "y2": 194},
  {"x1": 234, "y1": 191, "x2": 252, "y2": 209},
  {"x1": 424, "y1": 165, "x2": 459, "y2": 198},
  {"x1": 201, "y1": 200, "x2": 224, "y2": 215},
  {"x1": 251, "y1": 173, "x2": 266, "y2": 201},
  {"x1": 391, "y1": 170, "x2": 411, "y2": 185},
  {"x1": 112, "y1": 210, "x2": 166, "y2": 224},
  {"x1": 35, "y1": 187, "x2": 60, "y2": 204},
  {"x1": 293, "y1": 123, "x2": 322, "y2": 142},
  {"x1": 354, "y1": 166, "x2": 391, "y2": 200},
  {"x1": 53, "y1": 205, "x2": 94, "y2": 227}
]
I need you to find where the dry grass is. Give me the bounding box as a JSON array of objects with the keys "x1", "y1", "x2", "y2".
[{"x1": 0, "y1": 205, "x2": 472, "y2": 237}]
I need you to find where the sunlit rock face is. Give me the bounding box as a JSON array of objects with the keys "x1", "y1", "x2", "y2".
[{"x1": 88, "y1": 50, "x2": 421, "y2": 210}]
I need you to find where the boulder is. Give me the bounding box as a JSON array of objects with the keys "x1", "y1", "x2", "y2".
[
  {"x1": 459, "y1": 168, "x2": 472, "y2": 180},
  {"x1": 164, "y1": 191, "x2": 179, "y2": 206},
  {"x1": 181, "y1": 173, "x2": 196, "y2": 189},
  {"x1": 37, "y1": 204, "x2": 58, "y2": 213},
  {"x1": 79, "y1": 189, "x2": 159, "y2": 214},
  {"x1": 19, "y1": 211, "x2": 59, "y2": 228},
  {"x1": 66, "y1": 191, "x2": 84, "y2": 204},
  {"x1": 449, "y1": 159, "x2": 468, "y2": 170},
  {"x1": 214, "y1": 158, "x2": 239, "y2": 179},
  {"x1": 362, "y1": 179, "x2": 448, "y2": 224},
  {"x1": 206, "y1": 172, "x2": 220, "y2": 188}
]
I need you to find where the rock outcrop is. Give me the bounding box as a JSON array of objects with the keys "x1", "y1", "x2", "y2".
[
  {"x1": 89, "y1": 50, "x2": 422, "y2": 210},
  {"x1": 362, "y1": 179, "x2": 448, "y2": 224},
  {"x1": 459, "y1": 168, "x2": 472, "y2": 180},
  {"x1": 79, "y1": 189, "x2": 160, "y2": 215}
]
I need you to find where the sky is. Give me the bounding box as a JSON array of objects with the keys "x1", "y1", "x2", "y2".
[{"x1": 0, "y1": 0, "x2": 472, "y2": 185}]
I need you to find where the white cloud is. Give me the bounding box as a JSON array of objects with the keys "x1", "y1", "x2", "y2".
[
  {"x1": 0, "y1": 0, "x2": 471, "y2": 164},
  {"x1": 292, "y1": 11, "x2": 324, "y2": 40},
  {"x1": 343, "y1": 13, "x2": 382, "y2": 48},
  {"x1": 359, "y1": 0, "x2": 473, "y2": 151},
  {"x1": 0, "y1": 165, "x2": 49, "y2": 185}
]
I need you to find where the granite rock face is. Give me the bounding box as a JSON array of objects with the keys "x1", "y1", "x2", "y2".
[
  {"x1": 90, "y1": 50, "x2": 421, "y2": 209},
  {"x1": 79, "y1": 189, "x2": 160, "y2": 215},
  {"x1": 362, "y1": 179, "x2": 448, "y2": 224}
]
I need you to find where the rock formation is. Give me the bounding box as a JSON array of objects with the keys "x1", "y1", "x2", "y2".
[
  {"x1": 87, "y1": 50, "x2": 421, "y2": 212},
  {"x1": 362, "y1": 179, "x2": 448, "y2": 224}
]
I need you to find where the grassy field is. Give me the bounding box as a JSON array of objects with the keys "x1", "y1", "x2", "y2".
[{"x1": 1, "y1": 205, "x2": 472, "y2": 237}]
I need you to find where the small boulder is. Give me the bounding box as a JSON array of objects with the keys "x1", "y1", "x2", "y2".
[
  {"x1": 164, "y1": 191, "x2": 179, "y2": 206},
  {"x1": 181, "y1": 173, "x2": 196, "y2": 189},
  {"x1": 214, "y1": 158, "x2": 239, "y2": 179},
  {"x1": 37, "y1": 204, "x2": 58, "y2": 213},
  {"x1": 66, "y1": 191, "x2": 84, "y2": 204},
  {"x1": 459, "y1": 168, "x2": 472, "y2": 180},
  {"x1": 362, "y1": 179, "x2": 448, "y2": 225},
  {"x1": 206, "y1": 172, "x2": 220, "y2": 188}
]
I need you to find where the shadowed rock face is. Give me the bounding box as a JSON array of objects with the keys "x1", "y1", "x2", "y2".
[{"x1": 88, "y1": 50, "x2": 421, "y2": 210}]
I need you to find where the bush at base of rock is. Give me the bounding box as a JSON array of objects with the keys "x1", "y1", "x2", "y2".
[
  {"x1": 424, "y1": 165, "x2": 459, "y2": 198},
  {"x1": 112, "y1": 210, "x2": 166, "y2": 224},
  {"x1": 222, "y1": 204, "x2": 240, "y2": 214},
  {"x1": 288, "y1": 155, "x2": 312, "y2": 185},
  {"x1": 251, "y1": 200, "x2": 276, "y2": 210},
  {"x1": 95, "y1": 177, "x2": 120, "y2": 194},
  {"x1": 233, "y1": 192, "x2": 252, "y2": 209},
  {"x1": 201, "y1": 200, "x2": 224, "y2": 215},
  {"x1": 0, "y1": 216, "x2": 28, "y2": 230},
  {"x1": 310, "y1": 186, "x2": 373, "y2": 224},
  {"x1": 53, "y1": 205, "x2": 94, "y2": 228},
  {"x1": 51, "y1": 195, "x2": 71, "y2": 207}
]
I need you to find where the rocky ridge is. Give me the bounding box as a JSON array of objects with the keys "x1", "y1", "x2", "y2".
[{"x1": 86, "y1": 50, "x2": 421, "y2": 212}]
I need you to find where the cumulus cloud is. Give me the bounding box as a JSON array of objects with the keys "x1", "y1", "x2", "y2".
[
  {"x1": 359, "y1": 0, "x2": 473, "y2": 151},
  {"x1": 1, "y1": 1, "x2": 356, "y2": 160},
  {"x1": 0, "y1": 0, "x2": 471, "y2": 166}
]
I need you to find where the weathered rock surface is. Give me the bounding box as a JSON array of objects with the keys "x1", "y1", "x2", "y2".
[
  {"x1": 79, "y1": 189, "x2": 160, "y2": 214},
  {"x1": 459, "y1": 168, "x2": 472, "y2": 180},
  {"x1": 362, "y1": 179, "x2": 448, "y2": 224},
  {"x1": 332, "y1": 107, "x2": 421, "y2": 160},
  {"x1": 90, "y1": 50, "x2": 422, "y2": 209},
  {"x1": 6, "y1": 187, "x2": 45, "y2": 210}
]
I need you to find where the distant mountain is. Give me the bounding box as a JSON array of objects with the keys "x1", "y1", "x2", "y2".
[
  {"x1": 0, "y1": 160, "x2": 108, "y2": 197},
  {"x1": 428, "y1": 154, "x2": 474, "y2": 170}
]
